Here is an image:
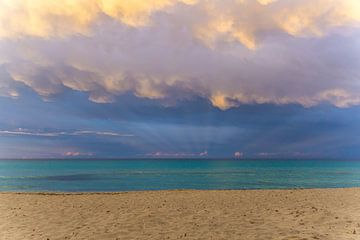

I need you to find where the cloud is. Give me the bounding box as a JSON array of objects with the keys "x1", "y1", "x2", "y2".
[
  {"x1": 234, "y1": 151, "x2": 243, "y2": 158},
  {"x1": 256, "y1": 0, "x2": 278, "y2": 5},
  {"x1": 0, "y1": 66, "x2": 19, "y2": 98},
  {"x1": 0, "y1": 0, "x2": 196, "y2": 38},
  {"x1": 0, "y1": 0, "x2": 359, "y2": 109},
  {"x1": 71, "y1": 130, "x2": 134, "y2": 137},
  {"x1": 1, "y1": 0, "x2": 358, "y2": 45},
  {"x1": 0, "y1": 129, "x2": 60, "y2": 137},
  {"x1": 145, "y1": 150, "x2": 208, "y2": 157},
  {"x1": 0, "y1": 128, "x2": 134, "y2": 137},
  {"x1": 63, "y1": 151, "x2": 94, "y2": 157},
  {"x1": 199, "y1": 150, "x2": 208, "y2": 157}
]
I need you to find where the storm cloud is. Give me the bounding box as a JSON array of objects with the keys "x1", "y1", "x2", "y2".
[{"x1": 0, "y1": 0, "x2": 359, "y2": 109}]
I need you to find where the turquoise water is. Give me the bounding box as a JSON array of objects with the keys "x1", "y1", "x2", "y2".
[{"x1": 0, "y1": 159, "x2": 360, "y2": 192}]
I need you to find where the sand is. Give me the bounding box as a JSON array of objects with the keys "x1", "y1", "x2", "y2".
[{"x1": 0, "y1": 188, "x2": 360, "y2": 240}]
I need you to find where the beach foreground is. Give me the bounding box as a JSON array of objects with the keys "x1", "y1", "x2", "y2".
[{"x1": 1, "y1": 189, "x2": 360, "y2": 240}]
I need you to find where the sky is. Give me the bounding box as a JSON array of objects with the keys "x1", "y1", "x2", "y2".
[{"x1": 0, "y1": 0, "x2": 360, "y2": 159}]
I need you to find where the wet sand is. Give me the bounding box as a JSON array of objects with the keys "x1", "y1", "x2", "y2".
[{"x1": 1, "y1": 188, "x2": 360, "y2": 240}]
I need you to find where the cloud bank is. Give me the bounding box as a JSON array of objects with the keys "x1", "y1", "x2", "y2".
[{"x1": 0, "y1": 0, "x2": 359, "y2": 109}]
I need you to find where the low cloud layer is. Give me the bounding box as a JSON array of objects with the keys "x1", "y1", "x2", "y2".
[{"x1": 0, "y1": 0, "x2": 360, "y2": 109}]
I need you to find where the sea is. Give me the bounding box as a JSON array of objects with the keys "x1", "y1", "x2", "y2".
[{"x1": 0, "y1": 159, "x2": 360, "y2": 192}]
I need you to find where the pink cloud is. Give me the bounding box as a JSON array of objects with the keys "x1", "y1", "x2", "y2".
[
  {"x1": 63, "y1": 151, "x2": 94, "y2": 157},
  {"x1": 234, "y1": 152, "x2": 243, "y2": 158}
]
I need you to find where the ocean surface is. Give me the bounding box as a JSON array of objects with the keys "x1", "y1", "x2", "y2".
[{"x1": 0, "y1": 159, "x2": 360, "y2": 192}]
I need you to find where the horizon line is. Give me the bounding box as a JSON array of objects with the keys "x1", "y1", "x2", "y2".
[{"x1": 0, "y1": 157, "x2": 358, "y2": 161}]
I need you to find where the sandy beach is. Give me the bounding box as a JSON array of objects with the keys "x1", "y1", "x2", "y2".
[{"x1": 0, "y1": 188, "x2": 360, "y2": 240}]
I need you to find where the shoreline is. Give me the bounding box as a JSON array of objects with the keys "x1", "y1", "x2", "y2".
[
  {"x1": 1, "y1": 188, "x2": 360, "y2": 239},
  {"x1": 1, "y1": 186, "x2": 360, "y2": 195}
]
